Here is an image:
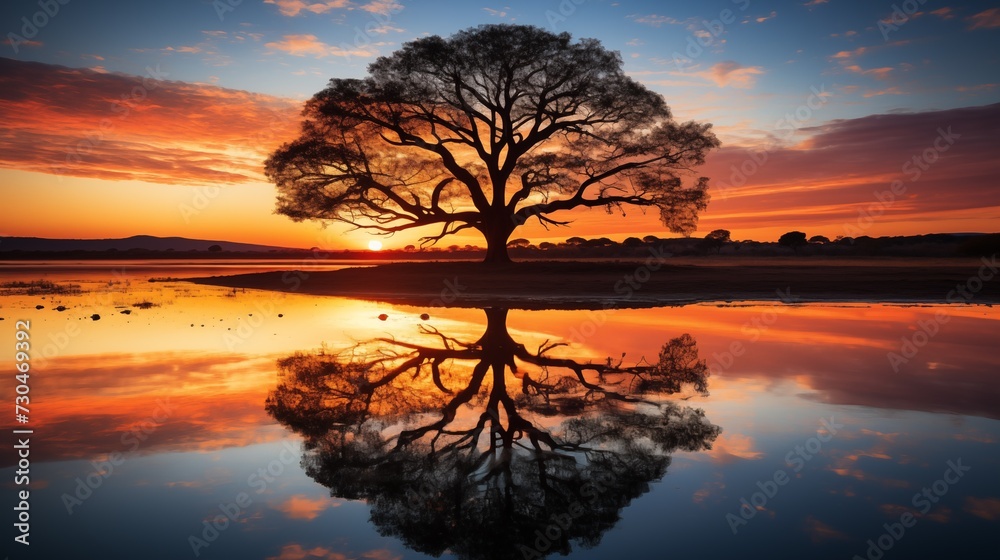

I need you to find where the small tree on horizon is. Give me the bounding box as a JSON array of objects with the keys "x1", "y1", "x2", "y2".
[
  {"x1": 778, "y1": 231, "x2": 808, "y2": 252},
  {"x1": 265, "y1": 24, "x2": 720, "y2": 263},
  {"x1": 702, "y1": 229, "x2": 731, "y2": 254}
]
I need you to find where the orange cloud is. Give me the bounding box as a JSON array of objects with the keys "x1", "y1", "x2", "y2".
[
  {"x1": 698, "y1": 61, "x2": 765, "y2": 89},
  {"x1": 831, "y1": 46, "x2": 868, "y2": 60},
  {"x1": 265, "y1": 34, "x2": 377, "y2": 58},
  {"x1": 699, "y1": 102, "x2": 1000, "y2": 240},
  {"x1": 359, "y1": 0, "x2": 403, "y2": 16},
  {"x1": 264, "y1": 0, "x2": 351, "y2": 17},
  {"x1": 0, "y1": 57, "x2": 301, "y2": 185}
]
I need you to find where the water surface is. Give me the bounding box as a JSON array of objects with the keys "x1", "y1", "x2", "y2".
[{"x1": 1, "y1": 264, "x2": 997, "y2": 559}]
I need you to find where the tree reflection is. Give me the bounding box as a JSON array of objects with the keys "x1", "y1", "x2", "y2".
[{"x1": 266, "y1": 308, "x2": 721, "y2": 559}]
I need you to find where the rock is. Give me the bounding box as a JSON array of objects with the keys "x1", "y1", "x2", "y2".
[
  {"x1": 36, "y1": 305, "x2": 44, "y2": 310},
  {"x1": 278, "y1": 313, "x2": 283, "y2": 318},
  {"x1": 91, "y1": 314, "x2": 101, "y2": 321},
  {"x1": 420, "y1": 313, "x2": 430, "y2": 320},
  {"x1": 378, "y1": 313, "x2": 388, "y2": 321},
  {"x1": 56, "y1": 305, "x2": 67, "y2": 312},
  {"x1": 121, "y1": 309, "x2": 132, "y2": 315}
]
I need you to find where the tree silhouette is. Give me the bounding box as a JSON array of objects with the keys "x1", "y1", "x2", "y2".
[
  {"x1": 266, "y1": 24, "x2": 720, "y2": 263},
  {"x1": 778, "y1": 231, "x2": 807, "y2": 247},
  {"x1": 703, "y1": 229, "x2": 731, "y2": 254},
  {"x1": 266, "y1": 308, "x2": 721, "y2": 559}
]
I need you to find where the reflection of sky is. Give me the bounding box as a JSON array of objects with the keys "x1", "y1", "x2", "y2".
[{"x1": 2, "y1": 271, "x2": 998, "y2": 558}]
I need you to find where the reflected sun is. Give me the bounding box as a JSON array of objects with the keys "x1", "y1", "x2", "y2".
[{"x1": 367, "y1": 240, "x2": 383, "y2": 251}]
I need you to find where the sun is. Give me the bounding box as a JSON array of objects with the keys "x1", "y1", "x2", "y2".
[{"x1": 367, "y1": 239, "x2": 383, "y2": 251}]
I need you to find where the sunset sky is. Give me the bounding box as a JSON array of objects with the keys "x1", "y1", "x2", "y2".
[{"x1": 1, "y1": 0, "x2": 998, "y2": 250}]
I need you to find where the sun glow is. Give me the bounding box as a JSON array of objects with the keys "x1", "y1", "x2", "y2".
[{"x1": 368, "y1": 240, "x2": 383, "y2": 251}]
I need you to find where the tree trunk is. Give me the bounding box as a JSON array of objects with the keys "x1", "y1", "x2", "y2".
[{"x1": 482, "y1": 223, "x2": 513, "y2": 264}]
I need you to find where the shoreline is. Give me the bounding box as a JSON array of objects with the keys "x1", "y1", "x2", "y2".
[{"x1": 185, "y1": 259, "x2": 999, "y2": 310}]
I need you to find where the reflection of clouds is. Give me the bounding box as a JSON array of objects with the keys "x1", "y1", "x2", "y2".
[
  {"x1": 274, "y1": 494, "x2": 341, "y2": 520},
  {"x1": 953, "y1": 431, "x2": 997, "y2": 444},
  {"x1": 879, "y1": 503, "x2": 952, "y2": 524},
  {"x1": 704, "y1": 433, "x2": 763, "y2": 463},
  {"x1": 595, "y1": 305, "x2": 1000, "y2": 420},
  {"x1": 265, "y1": 544, "x2": 401, "y2": 560},
  {"x1": 964, "y1": 497, "x2": 1000, "y2": 520},
  {"x1": 692, "y1": 475, "x2": 726, "y2": 504},
  {"x1": 858, "y1": 429, "x2": 900, "y2": 443},
  {"x1": 803, "y1": 516, "x2": 849, "y2": 543},
  {"x1": 1, "y1": 351, "x2": 283, "y2": 467},
  {"x1": 828, "y1": 449, "x2": 895, "y2": 481},
  {"x1": 163, "y1": 466, "x2": 237, "y2": 491}
]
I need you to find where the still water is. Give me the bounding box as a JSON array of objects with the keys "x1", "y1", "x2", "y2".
[{"x1": 1, "y1": 263, "x2": 997, "y2": 559}]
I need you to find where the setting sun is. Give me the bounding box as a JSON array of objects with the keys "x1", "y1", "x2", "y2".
[{"x1": 367, "y1": 240, "x2": 383, "y2": 251}]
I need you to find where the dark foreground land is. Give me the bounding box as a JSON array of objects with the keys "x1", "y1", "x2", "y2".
[{"x1": 187, "y1": 257, "x2": 1000, "y2": 309}]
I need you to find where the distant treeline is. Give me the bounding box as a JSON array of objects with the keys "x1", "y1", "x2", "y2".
[
  {"x1": 495, "y1": 232, "x2": 1000, "y2": 259},
  {"x1": 1, "y1": 233, "x2": 997, "y2": 260}
]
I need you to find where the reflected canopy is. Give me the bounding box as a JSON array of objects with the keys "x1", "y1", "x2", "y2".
[{"x1": 266, "y1": 308, "x2": 721, "y2": 559}]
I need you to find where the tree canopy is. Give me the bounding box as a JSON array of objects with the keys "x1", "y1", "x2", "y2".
[{"x1": 266, "y1": 24, "x2": 720, "y2": 262}]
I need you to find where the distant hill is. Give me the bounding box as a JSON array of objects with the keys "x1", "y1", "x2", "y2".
[{"x1": 0, "y1": 235, "x2": 303, "y2": 253}]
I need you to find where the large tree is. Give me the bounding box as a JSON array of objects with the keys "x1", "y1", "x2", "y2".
[{"x1": 266, "y1": 24, "x2": 720, "y2": 263}]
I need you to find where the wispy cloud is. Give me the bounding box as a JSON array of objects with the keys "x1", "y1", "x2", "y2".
[
  {"x1": 265, "y1": 34, "x2": 376, "y2": 58},
  {"x1": 831, "y1": 46, "x2": 868, "y2": 60},
  {"x1": 359, "y1": 0, "x2": 403, "y2": 16},
  {"x1": 629, "y1": 14, "x2": 685, "y2": 27},
  {"x1": 263, "y1": 0, "x2": 351, "y2": 17},
  {"x1": 698, "y1": 61, "x2": 765, "y2": 88},
  {"x1": 862, "y1": 85, "x2": 903, "y2": 97},
  {"x1": 1, "y1": 38, "x2": 42, "y2": 49},
  {"x1": 968, "y1": 8, "x2": 1000, "y2": 29},
  {"x1": 930, "y1": 7, "x2": 955, "y2": 20},
  {"x1": 756, "y1": 11, "x2": 777, "y2": 23},
  {"x1": 845, "y1": 65, "x2": 894, "y2": 81}
]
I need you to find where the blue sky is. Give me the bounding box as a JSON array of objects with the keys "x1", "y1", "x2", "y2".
[{"x1": 6, "y1": 0, "x2": 998, "y2": 134}]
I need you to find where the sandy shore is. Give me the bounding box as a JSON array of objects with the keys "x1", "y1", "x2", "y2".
[{"x1": 184, "y1": 257, "x2": 1000, "y2": 309}]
